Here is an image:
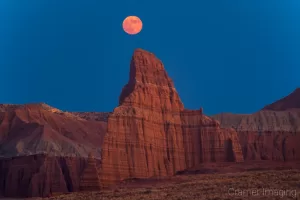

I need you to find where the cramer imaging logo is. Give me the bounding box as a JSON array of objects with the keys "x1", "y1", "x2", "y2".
[{"x1": 228, "y1": 188, "x2": 297, "y2": 198}]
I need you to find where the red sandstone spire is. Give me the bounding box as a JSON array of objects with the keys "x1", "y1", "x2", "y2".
[{"x1": 119, "y1": 48, "x2": 184, "y2": 111}]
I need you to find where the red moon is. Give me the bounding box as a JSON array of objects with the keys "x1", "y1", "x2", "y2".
[{"x1": 122, "y1": 16, "x2": 143, "y2": 35}]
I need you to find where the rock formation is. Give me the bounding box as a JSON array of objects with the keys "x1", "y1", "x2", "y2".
[
  {"x1": 212, "y1": 89, "x2": 300, "y2": 161},
  {"x1": 262, "y1": 88, "x2": 300, "y2": 111},
  {"x1": 99, "y1": 48, "x2": 243, "y2": 186},
  {"x1": 0, "y1": 103, "x2": 106, "y2": 158},
  {"x1": 0, "y1": 103, "x2": 105, "y2": 197},
  {"x1": 72, "y1": 112, "x2": 110, "y2": 122},
  {"x1": 79, "y1": 153, "x2": 101, "y2": 191},
  {"x1": 0, "y1": 155, "x2": 87, "y2": 197}
]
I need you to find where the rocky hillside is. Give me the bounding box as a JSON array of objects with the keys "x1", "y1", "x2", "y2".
[
  {"x1": 262, "y1": 88, "x2": 300, "y2": 111},
  {"x1": 212, "y1": 90, "x2": 300, "y2": 161},
  {"x1": 72, "y1": 112, "x2": 110, "y2": 122},
  {"x1": 0, "y1": 103, "x2": 106, "y2": 158}
]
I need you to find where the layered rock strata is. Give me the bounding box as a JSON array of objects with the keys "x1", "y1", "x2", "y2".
[
  {"x1": 0, "y1": 155, "x2": 87, "y2": 197},
  {"x1": 0, "y1": 103, "x2": 106, "y2": 158},
  {"x1": 99, "y1": 49, "x2": 243, "y2": 186},
  {"x1": 0, "y1": 103, "x2": 105, "y2": 197},
  {"x1": 213, "y1": 110, "x2": 300, "y2": 161},
  {"x1": 79, "y1": 153, "x2": 101, "y2": 191}
]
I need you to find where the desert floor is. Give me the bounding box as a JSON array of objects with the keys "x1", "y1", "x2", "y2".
[{"x1": 31, "y1": 162, "x2": 300, "y2": 200}]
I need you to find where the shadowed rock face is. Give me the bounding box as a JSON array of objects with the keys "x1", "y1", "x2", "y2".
[
  {"x1": 0, "y1": 155, "x2": 87, "y2": 197},
  {"x1": 0, "y1": 154, "x2": 103, "y2": 198},
  {"x1": 99, "y1": 48, "x2": 243, "y2": 186},
  {"x1": 79, "y1": 153, "x2": 101, "y2": 191},
  {"x1": 212, "y1": 89, "x2": 300, "y2": 161},
  {"x1": 262, "y1": 88, "x2": 300, "y2": 111}
]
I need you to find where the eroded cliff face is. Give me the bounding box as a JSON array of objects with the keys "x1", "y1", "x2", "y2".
[
  {"x1": 99, "y1": 49, "x2": 243, "y2": 186},
  {"x1": 213, "y1": 110, "x2": 300, "y2": 161},
  {"x1": 79, "y1": 153, "x2": 101, "y2": 191},
  {"x1": 0, "y1": 103, "x2": 105, "y2": 197},
  {"x1": 0, "y1": 155, "x2": 89, "y2": 197}
]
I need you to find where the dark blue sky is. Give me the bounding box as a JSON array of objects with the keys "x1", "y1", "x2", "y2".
[{"x1": 0, "y1": 0, "x2": 299, "y2": 115}]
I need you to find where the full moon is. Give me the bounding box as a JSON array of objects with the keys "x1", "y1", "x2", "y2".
[{"x1": 122, "y1": 16, "x2": 143, "y2": 35}]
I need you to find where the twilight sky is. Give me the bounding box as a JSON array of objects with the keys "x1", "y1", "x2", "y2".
[{"x1": 0, "y1": 0, "x2": 299, "y2": 115}]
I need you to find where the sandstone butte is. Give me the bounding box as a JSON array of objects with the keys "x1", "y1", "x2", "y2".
[
  {"x1": 98, "y1": 48, "x2": 243, "y2": 187},
  {"x1": 0, "y1": 48, "x2": 298, "y2": 198},
  {"x1": 212, "y1": 88, "x2": 300, "y2": 161}
]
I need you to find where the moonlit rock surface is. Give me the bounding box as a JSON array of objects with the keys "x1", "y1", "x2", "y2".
[{"x1": 99, "y1": 48, "x2": 244, "y2": 186}]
